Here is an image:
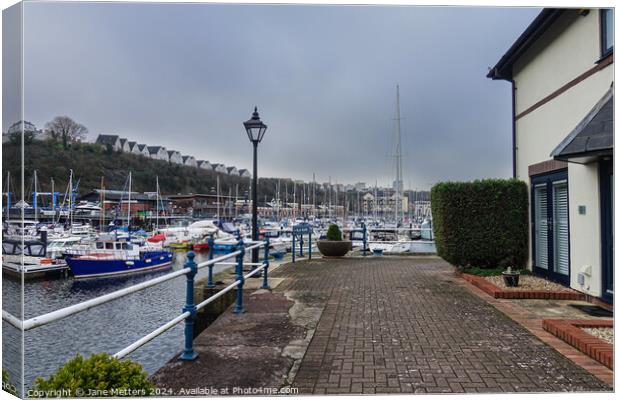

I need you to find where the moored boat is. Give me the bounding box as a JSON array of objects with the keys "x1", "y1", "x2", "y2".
[{"x1": 65, "y1": 238, "x2": 173, "y2": 279}]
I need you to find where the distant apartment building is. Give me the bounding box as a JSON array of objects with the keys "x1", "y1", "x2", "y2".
[
  {"x1": 95, "y1": 134, "x2": 123, "y2": 151},
  {"x1": 488, "y1": 8, "x2": 613, "y2": 302},
  {"x1": 136, "y1": 144, "x2": 150, "y2": 157},
  {"x1": 197, "y1": 160, "x2": 213, "y2": 170},
  {"x1": 119, "y1": 138, "x2": 131, "y2": 153},
  {"x1": 167, "y1": 151, "x2": 183, "y2": 165},
  {"x1": 127, "y1": 141, "x2": 142, "y2": 155},
  {"x1": 3, "y1": 120, "x2": 49, "y2": 142},
  {"x1": 182, "y1": 155, "x2": 198, "y2": 168},
  {"x1": 147, "y1": 146, "x2": 169, "y2": 161},
  {"x1": 227, "y1": 166, "x2": 239, "y2": 176},
  {"x1": 212, "y1": 163, "x2": 228, "y2": 174}
]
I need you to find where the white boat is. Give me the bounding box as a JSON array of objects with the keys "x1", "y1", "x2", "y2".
[{"x1": 2, "y1": 237, "x2": 69, "y2": 277}]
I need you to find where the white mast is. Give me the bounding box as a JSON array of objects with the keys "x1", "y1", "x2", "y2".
[
  {"x1": 328, "y1": 176, "x2": 332, "y2": 220},
  {"x1": 33, "y1": 170, "x2": 38, "y2": 221},
  {"x1": 69, "y1": 169, "x2": 74, "y2": 227},
  {"x1": 155, "y1": 176, "x2": 160, "y2": 230},
  {"x1": 4, "y1": 171, "x2": 9, "y2": 222},
  {"x1": 127, "y1": 172, "x2": 132, "y2": 229},
  {"x1": 216, "y1": 175, "x2": 220, "y2": 218},
  {"x1": 394, "y1": 84, "x2": 403, "y2": 226}
]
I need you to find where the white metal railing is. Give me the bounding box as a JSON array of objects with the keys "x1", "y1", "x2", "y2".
[{"x1": 2, "y1": 238, "x2": 271, "y2": 362}]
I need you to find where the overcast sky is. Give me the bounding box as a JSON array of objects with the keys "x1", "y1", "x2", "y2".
[{"x1": 3, "y1": 2, "x2": 540, "y2": 189}]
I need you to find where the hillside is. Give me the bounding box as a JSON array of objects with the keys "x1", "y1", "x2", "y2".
[
  {"x1": 3, "y1": 140, "x2": 430, "y2": 208},
  {"x1": 3, "y1": 140, "x2": 282, "y2": 200}
]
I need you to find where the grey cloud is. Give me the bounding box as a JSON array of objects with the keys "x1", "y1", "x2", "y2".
[{"x1": 12, "y1": 2, "x2": 539, "y2": 189}]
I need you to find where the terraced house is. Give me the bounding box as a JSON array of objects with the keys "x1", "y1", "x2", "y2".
[{"x1": 488, "y1": 8, "x2": 613, "y2": 303}]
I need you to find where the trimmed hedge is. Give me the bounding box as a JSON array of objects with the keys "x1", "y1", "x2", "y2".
[{"x1": 431, "y1": 179, "x2": 528, "y2": 268}]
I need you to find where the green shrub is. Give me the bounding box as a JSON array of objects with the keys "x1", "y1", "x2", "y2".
[
  {"x1": 431, "y1": 179, "x2": 528, "y2": 268},
  {"x1": 33, "y1": 353, "x2": 153, "y2": 397},
  {"x1": 461, "y1": 265, "x2": 530, "y2": 277},
  {"x1": 3, "y1": 369, "x2": 18, "y2": 397},
  {"x1": 326, "y1": 224, "x2": 342, "y2": 241}
]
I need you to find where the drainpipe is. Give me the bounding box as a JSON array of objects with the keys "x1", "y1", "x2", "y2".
[{"x1": 510, "y1": 78, "x2": 517, "y2": 179}]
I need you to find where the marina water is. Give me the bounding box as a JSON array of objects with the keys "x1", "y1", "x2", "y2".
[{"x1": 2, "y1": 250, "x2": 237, "y2": 389}]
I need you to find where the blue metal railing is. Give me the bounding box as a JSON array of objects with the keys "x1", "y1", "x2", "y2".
[{"x1": 2, "y1": 238, "x2": 270, "y2": 362}]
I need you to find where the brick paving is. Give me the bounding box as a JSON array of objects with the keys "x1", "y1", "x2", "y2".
[{"x1": 271, "y1": 257, "x2": 611, "y2": 394}]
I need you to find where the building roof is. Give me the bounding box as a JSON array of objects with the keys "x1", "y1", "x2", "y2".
[
  {"x1": 227, "y1": 166, "x2": 237, "y2": 172},
  {"x1": 182, "y1": 155, "x2": 193, "y2": 162},
  {"x1": 147, "y1": 146, "x2": 166, "y2": 154},
  {"x1": 487, "y1": 9, "x2": 564, "y2": 80},
  {"x1": 128, "y1": 141, "x2": 137, "y2": 149},
  {"x1": 238, "y1": 168, "x2": 249, "y2": 174},
  {"x1": 96, "y1": 134, "x2": 120, "y2": 145},
  {"x1": 119, "y1": 138, "x2": 128, "y2": 146},
  {"x1": 552, "y1": 87, "x2": 613, "y2": 163},
  {"x1": 137, "y1": 144, "x2": 148, "y2": 151},
  {"x1": 197, "y1": 160, "x2": 210, "y2": 165},
  {"x1": 81, "y1": 189, "x2": 166, "y2": 202},
  {"x1": 167, "y1": 150, "x2": 179, "y2": 157}
]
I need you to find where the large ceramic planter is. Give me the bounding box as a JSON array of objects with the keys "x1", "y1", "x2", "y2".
[{"x1": 317, "y1": 240, "x2": 352, "y2": 257}]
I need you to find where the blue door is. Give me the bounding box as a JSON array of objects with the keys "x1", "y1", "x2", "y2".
[
  {"x1": 600, "y1": 159, "x2": 613, "y2": 303},
  {"x1": 531, "y1": 170, "x2": 570, "y2": 285}
]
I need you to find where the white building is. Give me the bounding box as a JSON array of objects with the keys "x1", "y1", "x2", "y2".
[
  {"x1": 95, "y1": 134, "x2": 122, "y2": 151},
  {"x1": 137, "y1": 144, "x2": 150, "y2": 157},
  {"x1": 488, "y1": 8, "x2": 613, "y2": 303},
  {"x1": 167, "y1": 150, "x2": 183, "y2": 165},
  {"x1": 238, "y1": 169, "x2": 251, "y2": 178},
  {"x1": 212, "y1": 163, "x2": 228, "y2": 174},
  {"x1": 227, "y1": 166, "x2": 239, "y2": 176},
  {"x1": 119, "y1": 138, "x2": 131, "y2": 153},
  {"x1": 182, "y1": 155, "x2": 198, "y2": 168},
  {"x1": 147, "y1": 146, "x2": 169, "y2": 161},
  {"x1": 197, "y1": 160, "x2": 213, "y2": 170},
  {"x1": 127, "y1": 141, "x2": 142, "y2": 155},
  {"x1": 3, "y1": 120, "x2": 47, "y2": 142}
]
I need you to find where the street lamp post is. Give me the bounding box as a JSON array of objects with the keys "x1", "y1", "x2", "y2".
[{"x1": 243, "y1": 107, "x2": 267, "y2": 264}]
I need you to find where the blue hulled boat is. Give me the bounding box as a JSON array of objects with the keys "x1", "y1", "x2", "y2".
[{"x1": 65, "y1": 238, "x2": 173, "y2": 279}]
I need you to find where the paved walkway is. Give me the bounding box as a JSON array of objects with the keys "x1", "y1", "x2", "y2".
[{"x1": 272, "y1": 257, "x2": 611, "y2": 394}]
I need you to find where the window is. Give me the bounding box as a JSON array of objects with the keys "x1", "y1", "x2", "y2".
[{"x1": 601, "y1": 9, "x2": 614, "y2": 57}]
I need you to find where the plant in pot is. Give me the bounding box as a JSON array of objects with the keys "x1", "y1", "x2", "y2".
[
  {"x1": 502, "y1": 266, "x2": 520, "y2": 287},
  {"x1": 317, "y1": 224, "x2": 352, "y2": 257}
]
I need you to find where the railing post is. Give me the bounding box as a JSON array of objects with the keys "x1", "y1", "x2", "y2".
[
  {"x1": 299, "y1": 234, "x2": 304, "y2": 257},
  {"x1": 262, "y1": 237, "x2": 270, "y2": 289},
  {"x1": 362, "y1": 223, "x2": 367, "y2": 257},
  {"x1": 233, "y1": 234, "x2": 245, "y2": 314},
  {"x1": 308, "y1": 229, "x2": 312, "y2": 260},
  {"x1": 292, "y1": 233, "x2": 296, "y2": 263},
  {"x1": 206, "y1": 234, "x2": 215, "y2": 288},
  {"x1": 180, "y1": 251, "x2": 198, "y2": 361}
]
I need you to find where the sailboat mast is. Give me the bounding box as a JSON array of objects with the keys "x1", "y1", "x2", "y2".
[
  {"x1": 394, "y1": 84, "x2": 403, "y2": 225},
  {"x1": 216, "y1": 175, "x2": 220, "y2": 219},
  {"x1": 69, "y1": 169, "x2": 74, "y2": 227},
  {"x1": 100, "y1": 176, "x2": 105, "y2": 231},
  {"x1": 5, "y1": 171, "x2": 10, "y2": 221},
  {"x1": 33, "y1": 170, "x2": 38, "y2": 221},
  {"x1": 155, "y1": 176, "x2": 160, "y2": 230},
  {"x1": 127, "y1": 172, "x2": 132, "y2": 229}
]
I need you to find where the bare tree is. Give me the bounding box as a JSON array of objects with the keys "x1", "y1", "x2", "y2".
[{"x1": 45, "y1": 116, "x2": 88, "y2": 149}]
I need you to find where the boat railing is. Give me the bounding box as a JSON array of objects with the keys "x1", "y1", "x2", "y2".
[{"x1": 2, "y1": 236, "x2": 271, "y2": 363}]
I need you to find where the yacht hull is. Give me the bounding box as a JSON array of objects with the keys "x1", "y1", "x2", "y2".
[{"x1": 66, "y1": 251, "x2": 173, "y2": 279}]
